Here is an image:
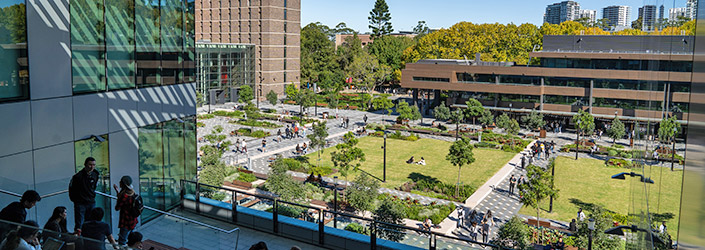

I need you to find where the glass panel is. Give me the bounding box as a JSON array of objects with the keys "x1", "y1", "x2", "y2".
[
  {"x1": 71, "y1": 0, "x2": 106, "y2": 93},
  {"x1": 161, "y1": 0, "x2": 183, "y2": 85},
  {"x1": 139, "y1": 123, "x2": 165, "y2": 221},
  {"x1": 105, "y1": 0, "x2": 136, "y2": 90},
  {"x1": 136, "y1": 0, "x2": 161, "y2": 87},
  {"x1": 164, "y1": 119, "x2": 185, "y2": 209},
  {"x1": 74, "y1": 135, "x2": 111, "y2": 224},
  {"x1": 183, "y1": 0, "x2": 196, "y2": 83},
  {"x1": 184, "y1": 116, "x2": 198, "y2": 181},
  {"x1": 0, "y1": 0, "x2": 29, "y2": 101}
]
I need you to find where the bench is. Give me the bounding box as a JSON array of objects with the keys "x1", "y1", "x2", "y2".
[{"x1": 527, "y1": 218, "x2": 550, "y2": 228}]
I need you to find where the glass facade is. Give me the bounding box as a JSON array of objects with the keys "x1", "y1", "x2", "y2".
[
  {"x1": 543, "y1": 94, "x2": 585, "y2": 105},
  {"x1": 138, "y1": 117, "x2": 196, "y2": 221},
  {"x1": 412, "y1": 76, "x2": 450, "y2": 82},
  {"x1": 541, "y1": 58, "x2": 693, "y2": 72},
  {"x1": 456, "y1": 72, "x2": 495, "y2": 83},
  {"x1": 196, "y1": 43, "x2": 255, "y2": 102},
  {"x1": 0, "y1": 0, "x2": 28, "y2": 101},
  {"x1": 70, "y1": 0, "x2": 195, "y2": 93}
]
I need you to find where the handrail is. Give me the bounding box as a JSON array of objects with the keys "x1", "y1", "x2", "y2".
[
  {"x1": 96, "y1": 191, "x2": 240, "y2": 234},
  {"x1": 0, "y1": 188, "x2": 68, "y2": 199},
  {"x1": 41, "y1": 190, "x2": 68, "y2": 198},
  {"x1": 0, "y1": 189, "x2": 21, "y2": 197}
]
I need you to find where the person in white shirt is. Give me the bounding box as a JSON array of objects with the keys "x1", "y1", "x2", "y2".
[
  {"x1": 659, "y1": 221, "x2": 667, "y2": 234},
  {"x1": 416, "y1": 157, "x2": 426, "y2": 166},
  {"x1": 0, "y1": 221, "x2": 42, "y2": 250},
  {"x1": 578, "y1": 208, "x2": 586, "y2": 221}
]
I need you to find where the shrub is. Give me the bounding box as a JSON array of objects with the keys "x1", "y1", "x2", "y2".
[
  {"x1": 608, "y1": 150, "x2": 618, "y2": 157},
  {"x1": 606, "y1": 158, "x2": 633, "y2": 168},
  {"x1": 308, "y1": 166, "x2": 333, "y2": 176},
  {"x1": 281, "y1": 158, "x2": 303, "y2": 171},
  {"x1": 404, "y1": 135, "x2": 419, "y2": 141},
  {"x1": 250, "y1": 130, "x2": 269, "y2": 138},
  {"x1": 344, "y1": 223, "x2": 370, "y2": 235},
  {"x1": 212, "y1": 110, "x2": 243, "y2": 118},
  {"x1": 613, "y1": 144, "x2": 624, "y2": 149},
  {"x1": 475, "y1": 141, "x2": 499, "y2": 149},
  {"x1": 267, "y1": 205, "x2": 306, "y2": 218},
  {"x1": 197, "y1": 114, "x2": 215, "y2": 120},
  {"x1": 237, "y1": 172, "x2": 257, "y2": 183},
  {"x1": 196, "y1": 122, "x2": 205, "y2": 127}
]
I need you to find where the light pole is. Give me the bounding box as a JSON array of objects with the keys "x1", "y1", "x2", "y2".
[
  {"x1": 382, "y1": 133, "x2": 387, "y2": 182},
  {"x1": 333, "y1": 176, "x2": 339, "y2": 228},
  {"x1": 671, "y1": 126, "x2": 676, "y2": 171},
  {"x1": 509, "y1": 103, "x2": 513, "y2": 119},
  {"x1": 588, "y1": 218, "x2": 595, "y2": 250},
  {"x1": 575, "y1": 119, "x2": 581, "y2": 160}
]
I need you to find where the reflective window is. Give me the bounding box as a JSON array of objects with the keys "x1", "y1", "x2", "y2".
[
  {"x1": 0, "y1": 0, "x2": 29, "y2": 101},
  {"x1": 543, "y1": 95, "x2": 585, "y2": 105},
  {"x1": 105, "y1": 0, "x2": 136, "y2": 90},
  {"x1": 183, "y1": 0, "x2": 196, "y2": 83},
  {"x1": 184, "y1": 116, "x2": 197, "y2": 181},
  {"x1": 71, "y1": 0, "x2": 106, "y2": 93},
  {"x1": 593, "y1": 98, "x2": 662, "y2": 111},
  {"x1": 499, "y1": 75, "x2": 541, "y2": 85},
  {"x1": 74, "y1": 135, "x2": 111, "y2": 224},
  {"x1": 163, "y1": 119, "x2": 185, "y2": 209},
  {"x1": 161, "y1": 0, "x2": 184, "y2": 85},
  {"x1": 136, "y1": 0, "x2": 161, "y2": 87},
  {"x1": 412, "y1": 76, "x2": 449, "y2": 82},
  {"x1": 139, "y1": 123, "x2": 164, "y2": 221},
  {"x1": 456, "y1": 72, "x2": 494, "y2": 83},
  {"x1": 498, "y1": 94, "x2": 540, "y2": 103}
]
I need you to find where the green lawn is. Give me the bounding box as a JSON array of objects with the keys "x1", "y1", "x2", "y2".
[
  {"x1": 519, "y1": 156, "x2": 683, "y2": 238},
  {"x1": 306, "y1": 137, "x2": 516, "y2": 190}
]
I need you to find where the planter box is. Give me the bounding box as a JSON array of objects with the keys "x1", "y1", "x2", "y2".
[{"x1": 230, "y1": 180, "x2": 253, "y2": 189}]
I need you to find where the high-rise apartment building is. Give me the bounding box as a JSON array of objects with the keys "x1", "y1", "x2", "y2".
[
  {"x1": 196, "y1": 0, "x2": 301, "y2": 99},
  {"x1": 638, "y1": 5, "x2": 658, "y2": 31},
  {"x1": 687, "y1": 0, "x2": 698, "y2": 19},
  {"x1": 670, "y1": 7, "x2": 687, "y2": 20},
  {"x1": 544, "y1": 1, "x2": 580, "y2": 24},
  {"x1": 602, "y1": 5, "x2": 631, "y2": 29},
  {"x1": 579, "y1": 9, "x2": 597, "y2": 23}
]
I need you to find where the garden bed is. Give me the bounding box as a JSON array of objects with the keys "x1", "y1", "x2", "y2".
[{"x1": 230, "y1": 119, "x2": 281, "y2": 128}]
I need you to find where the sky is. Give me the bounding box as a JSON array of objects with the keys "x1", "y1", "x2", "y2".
[{"x1": 301, "y1": 0, "x2": 689, "y2": 32}]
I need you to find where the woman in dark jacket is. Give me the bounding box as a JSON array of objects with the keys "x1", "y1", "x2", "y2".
[{"x1": 42, "y1": 206, "x2": 68, "y2": 243}]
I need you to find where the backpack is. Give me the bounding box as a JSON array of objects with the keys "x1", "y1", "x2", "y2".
[{"x1": 129, "y1": 194, "x2": 144, "y2": 217}]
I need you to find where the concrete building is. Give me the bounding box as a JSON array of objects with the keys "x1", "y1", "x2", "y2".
[
  {"x1": 195, "y1": 0, "x2": 301, "y2": 98},
  {"x1": 0, "y1": 0, "x2": 197, "y2": 233},
  {"x1": 638, "y1": 5, "x2": 658, "y2": 31},
  {"x1": 544, "y1": 1, "x2": 580, "y2": 24},
  {"x1": 670, "y1": 7, "x2": 687, "y2": 20},
  {"x1": 578, "y1": 9, "x2": 597, "y2": 24},
  {"x1": 687, "y1": 0, "x2": 698, "y2": 19},
  {"x1": 602, "y1": 5, "x2": 631, "y2": 29}
]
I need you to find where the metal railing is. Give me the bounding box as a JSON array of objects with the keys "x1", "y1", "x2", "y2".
[
  {"x1": 95, "y1": 190, "x2": 240, "y2": 249},
  {"x1": 183, "y1": 180, "x2": 507, "y2": 250},
  {"x1": 0, "y1": 189, "x2": 67, "y2": 199}
]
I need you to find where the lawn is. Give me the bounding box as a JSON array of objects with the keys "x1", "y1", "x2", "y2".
[
  {"x1": 306, "y1": 137, "x2": 516, "y2": 191},
  {"x1": 519, "y1": 156, "x2": 683, "y2": 239}
]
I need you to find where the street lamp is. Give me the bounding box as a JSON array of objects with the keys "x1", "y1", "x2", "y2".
[
  {"x1": 575, "y1": 119, "x2": 581, "y2": 160},
  {"x1": 671, "y1": 126, "x2": 677, "y2": 171},
  {"x1": 382, "y1": 132, "x2": 387, "y2": 182},
  {"x1": 333, "y1": 176, "x2": 339, "y2": 228},
  {"x1": 588, "y1": 218, "x2": 595, "y2": 250}
]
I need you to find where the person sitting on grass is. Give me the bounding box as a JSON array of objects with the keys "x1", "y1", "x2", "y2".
[
  {"x1": 416, "y1": 157, "x2": 426, "y2": 166},
  {"x1": 406, "y1": 156, "x2": 415, "y2": 164}
]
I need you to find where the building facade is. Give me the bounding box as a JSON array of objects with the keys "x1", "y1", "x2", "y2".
[
  {"x1": 638, "y1": 5, "x2": 658, "y2": 31},
  {"x1": 400, "y1": 35, "x2": 693, "y2": 126},
  {"x1": 686, "y1": 0, "x2": 698, "y2": 19},
  {"x1": 196, "y1": 42, "x2": 256, "y2": 104},
  {"x1": 670, "y1": 7, "x2": 687, "y2": 20},
  {"x1": 195, "y1": 0, "x2": 301, "y2": 98},
  {"x1": 544, "y1": 1, "x2": 580, "y2": 24},
  {"x1": 602, "y1": 5, "x2": 631, "y2": 29},
  {"x1": 0, "y1": 0, "x2": 197, "y2": 231},
  {"x1": 578, "y1": 9, "x2": 596, "y2": 24}
]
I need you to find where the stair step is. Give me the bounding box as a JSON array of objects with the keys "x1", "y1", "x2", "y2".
[{"x1": 143, "y1": 239, "x2": 189, "y2": 250}]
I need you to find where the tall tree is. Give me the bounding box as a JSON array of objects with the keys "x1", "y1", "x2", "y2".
[
  {"x1": 266, "y1": 157, "x2": 306, "y2": 202},
  {"x1": 464, "y1": 98, "x2": 485, "y2": 125},
  {"x1": 519, "y1": 163, "x2": 559, "y2": 226},
  {"x1": 368, "y1": 0, "x2": 393, "y2": 39},
  {"x1": 450, "y1": 109, "x2": 465, "y2": 139},
  {"x1": 412, "y1": 20, "x2": 430, "y2": 35},
  {"x1": 446, "y1": 138, "x2": 475, "y2": 197},
  {"x1": 266, "y1": 90, "x2": 278, "y2": 106},
  {"x1": 658, "y1": 115, "x2": 681, "y2": 145},
  {"x1": 334, "y1": 22, "x2": 355, "y2": 35},
  {"x1": 396, "y1": 100, "x2": 421, "y2": 124},
  {"x1": 572, "y1": 109, "x2": 595, "y2": 138},
  {"x1": 301, "y1": 22, "x2": 338, "y2": 84},
  {"x1": 346, "y1": 51, "x2": 392, "y2": 96},
  {"x1": 366, "y1": 35, "x2": 416, "y2": 82},
  {"x1": 606, "y1": 116, "x2": 625, "y2": 145},
  {"x1": 346, "y1": 171, "x2": 379, "y2": 216},
  {"x1": 373, "y1": 198, "x2": 405, "y2": 242},
  {"x1": 372, "y1": 95, "x2": 395, "y2": 123},
  {"x1": 521, "y1": 110, "x2": 546, "y2": 130},
  {"x1": 433, "y1": 101, "x2": 451, "y2": 121},
  {"x1": 294, "y1": 88, "x2": 315, "y2": 117},
  {"x1": 478, "y1": 109, "x2": 494, "y2": 128},
  {"x1": 307, "y1": 121, "x2": 329, "y2": 168},
  {"x1": 337, "y1": 33, "x2": 364, "y2": 74},
  {"x1": 330, "y1": 132, "x2": 366, "y2": 182}
]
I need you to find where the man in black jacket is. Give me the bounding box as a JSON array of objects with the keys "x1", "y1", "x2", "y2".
[
  {"x1": 69, "y1": 157, "x2": 99, "y2": 234},
  {"x1": 0, "y1": 190, "x2": 41, "y2": 239}
]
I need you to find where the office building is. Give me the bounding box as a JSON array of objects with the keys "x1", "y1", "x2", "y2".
[
  {"x1": 0, "y1": 0, "x2": 197, "y2": 232},
  {"x1": 196, "y1": 42, "x2": 256, "y2": 104},
  {"x1": 670, "y1": 7, "x2": 687, "y2": 20},
  {"x1": 544, "y1": 1, "x2": 581, "y2": 24},
  {"x1": 196, "y1": 0, "x2": 301, "y2": 100},
  {"x1": 401, "y1": 35, "x2": 693, "y2": 127},
  {"x1": 638, "y1": 5, "x2": 658, "y2": 31},
  {"x1": 603, "y1": 5, "x2": 631, "y2": 29},
  {"x1": 687, "y1": 0, "x2": 698, "y2": 19},
  {"x1": 578, "y1": 9, "x2": 597, "y2": 24}
]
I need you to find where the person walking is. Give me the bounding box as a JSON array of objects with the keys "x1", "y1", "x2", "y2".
[
  {"x1": 69, "y1": 157, "x2": 99, "y2": 234},
  {"x1": 235, "y1": 139, "x2": 241, "y2": 153},
  {"x1": 456, "y1": 206, "x2": 465, "y2": 228},
  {"x1": 241, "y1": 140, "x2": 247, "y2": 153},
  {"x1": 81, "y1": 207, "x2": 118, "y2": 250},
  {"x1": 509, "y1": 175, "x2": 517, "y2": 195},
  {"x1": 277, "y1": 129, "x2": 282, "y2": 142},
  {"x1": 261, "y1": 139, "x2": 267, "y2": 152},
  {"x1": 0, "y1": 190, "x2": 41, "y2": 239},
  {"x1": 345, "y1": 117, "x2": 350, "y2": 129},
  {"x1": 481, "y1": 219, "x2": 490, "y2": 243},
  {"x1": 577, "y1": 208, "x2": 586, "y2": 221},
  {"x1": 363, "y1": 114, "x2": 368, "y2": 124},
  {"x1": 113, "y1": 176, "x2": 141, "y2": 246},
  {"x1": 521, "y1": 154, "x2": 526, "y2": 169}
]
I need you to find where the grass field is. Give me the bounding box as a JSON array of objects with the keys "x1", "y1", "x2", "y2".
[
  {"x1": 519, "y1": 156, "x2": 683, "y2": 238},
  {"x1": 306, "y1": 137, "x2": 516, "y2": 191}
]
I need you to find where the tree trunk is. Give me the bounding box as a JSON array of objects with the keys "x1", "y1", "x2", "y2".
[
  {"x1": 456, "y1": 166, "x2": 461, "y2": 198},
  {"x1": 536, "y1": 207, "x2": 540, "y2": 227}
]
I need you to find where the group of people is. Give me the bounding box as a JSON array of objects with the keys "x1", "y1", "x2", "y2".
[
  {"x1": 405, "y1": 156, "x2": 426, "y2": 165},
  {"x1": 452, "y1": 208, "x2": 495, "y2": 244},
  {"x1": 295, "y1": 143, "x2": 309, "y2": 155},
  {"x1": 279, "y1": 122, "x2": 305, "y2": 141},
  {"x1": 340, "y1": 117, "x2": 351, "y2": 128},
  {"x1": 528, "y1": 140, "x2": 555, "y2": 161},
  {"x1": 0, "y1": 157, "x2": 145, "y2": 250}
]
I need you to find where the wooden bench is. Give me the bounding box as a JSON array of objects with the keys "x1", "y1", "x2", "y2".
[{"x1": 526, "y1": 218, "x2": 551, "y2": 228}]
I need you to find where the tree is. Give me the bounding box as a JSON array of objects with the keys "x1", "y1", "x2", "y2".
[
  {"x1": 373, "y1": 198, "x2": 405, "y2": 242},
  {"x1": 505, "y1": 119, "x2": 520, "y2": 138},
  {"x1": 330, "y1": 132, "x2": 365, "y2": 182},
  {"x1": 658, "y1": 115, "x2": 681, "y2": 144},
  {"x1": 294, "y1": 88, "x2": 315, "y2": 117},
  {"x1": 368, "y1": 0, "x2": 393, "y2": 39},
  {"x1": 519, "y1": 163, "x2": 558, "y2": 226},
  {"x1": 198, "y1": 157, "x2": 227, "y2": 187},
  {"x1": 572, "y1": 109, "x2": 595, "y2": 137},
  {"x1": 238, "y1": 85, "x2": 254, "y2": 103},
  {"x1": 266, "y1": 90, "x2": 278, "y2": 106},
  {"x1": 496, "y1": 113, "x2": 511, "y2": 131},
  {"x1": 573, "y1": 205, "x2": 621, "y2": 250},
  {"x1": 301, "y1": 23, "x2": 339, "y2": 84},
  {"x1": 478, "y1": 109, "x2": 494, "y2": 127},
  {"x1": 372, "y1": 96, "x2": 394, "y2": 123},
  {"x1": 346, "y1": 51, "x2": 392, "y2": 96},
  {"x1": 334, "y1": 22, "x2": 355, "y2": 35},
  {"x1": 606, "y1": 116, "x2": 625, "y2": 145},
  {"x1": 396, "y1": 100, "x2": 421, "y2": 124},
  {"x1": 492, "y1": 216, "x2": 530, "y2": 249},
  {"x1": 196, "y1": 92, "x2": 205, "y2": 107},
  {"x1": 346, "y1": 173, "x2": 379, "y2": 215},
  {"x1": 450, "y1": 109, "x2": 464, "y2": 139},
  {"x1": 266, "y1": 157, "x2": 306, "y2": 202},
  {"x1": 285, "y1": 84, "x2": 299, "y2": 100},
  {"x1": 307, "y1": 121, "x2": 329, "y2": 168},
  {"x1": 337, "y1": 33, "x2": 364, "y2": 74},
  {"x1": 366, "y1": 36, "x2": 416, "y2": 82},
  {"x1": 433, "y1": 101, "x2": 451, "y2": 121},
  {"x1": 464, "y1": 98, "x2": 484, "y2": 125},
  {"x1": 412, "y1": 20, "x2": 430, "y2": 35},
  {"x1": 521, "y1": 110, "x2": 545, "y2": 130},
  {"x1": 446, "y1": 138, "x2": 475, "y2": 197}
]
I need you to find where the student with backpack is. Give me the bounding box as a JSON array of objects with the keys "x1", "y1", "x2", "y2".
[{"x1": 113, "y1": 176, "x2": 143, "y2": 246}]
